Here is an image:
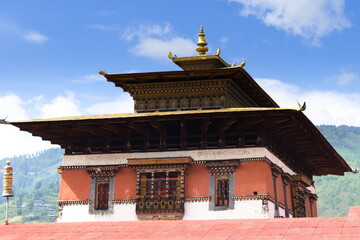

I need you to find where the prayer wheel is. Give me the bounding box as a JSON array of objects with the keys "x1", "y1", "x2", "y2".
[{"x1": 2, "y1": 161, "x2": 14, "y2": 197}]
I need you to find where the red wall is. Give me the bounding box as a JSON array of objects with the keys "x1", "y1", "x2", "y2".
[
  {"x1": 59, "y1": 169, "x2": 90, "y2": 201},
  {"x1": 114, "y1": 167, "x2": 137, "y2": 200},
  {"x1": 235, "y1": 161, "x2": 273, "y2": 196},
  {"x1": 185, "y1": 164, "x2": 209, "y2": 197}
]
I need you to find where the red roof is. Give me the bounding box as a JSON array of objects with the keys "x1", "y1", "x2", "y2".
[{"x1": 1, "y1": 207, "x2": 360, "y2": 240}]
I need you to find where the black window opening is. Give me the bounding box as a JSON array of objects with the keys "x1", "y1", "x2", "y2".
[{"x1": 96, "y1": 180, "x2": 109, "y2": 210}]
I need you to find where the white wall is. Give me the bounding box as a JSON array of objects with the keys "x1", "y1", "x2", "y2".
[
  {"x1": 57, "y1": 204, "x2": 137, "y2": 222},
  {"x1": 63, "y1": 147, "x2": 295, "y2": 176},
  {"x1": 183, "y1": 200, "x2": 271, "y2": 220}
]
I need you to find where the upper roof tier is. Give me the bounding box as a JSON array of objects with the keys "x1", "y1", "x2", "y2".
[
  {"x1": 168, "y1": 26, "x2": 231, "y2": 71},
  {"x1": 101, "y1": 27, "x2": 278, "y2": 113}
]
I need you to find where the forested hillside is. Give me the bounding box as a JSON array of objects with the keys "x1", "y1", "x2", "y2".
[
  {"x1": 0, "y1": 148, "x2": 63, "y2": 223},
  {"x1": 0, "y1": 125, "x2": 359, "y2": 222},
  {"x1": 316, "y1": 125, "x2": 360, "y2": 217}
]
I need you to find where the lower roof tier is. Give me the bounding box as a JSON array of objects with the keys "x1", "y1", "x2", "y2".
[{"x1": 11, "y1": 108, "x2": 351, "y2": 176}]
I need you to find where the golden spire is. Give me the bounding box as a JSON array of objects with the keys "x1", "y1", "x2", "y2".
[{"x1": 196, "y1": 26, "x2": 208, "y2": 55}]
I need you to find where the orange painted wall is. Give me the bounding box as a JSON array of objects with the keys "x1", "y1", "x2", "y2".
[
  {"x1": 235, "y1": 161, "x2": 273, "y2": 196},
  {"x1": 114, "y1": 168, "x2": 137, "y2": 200},
  {"x1": 59, "y1": 169, "x2": 90, "y2": 201},
  {"x1": 286, "y1": 184, "x2": 293, "y2": 210},
  {"x1": 185, "y1": 164, "x2": 209, "y2": 198},
  {"x1": 312, "y1": 200, "x2": 318, "y2": 217},
  {"x1": 276, "y1": 176, "x2": 284, "y2": 204}
]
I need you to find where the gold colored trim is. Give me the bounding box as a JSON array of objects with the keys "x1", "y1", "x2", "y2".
[
  {"x1": 11, "y1": 107, "x2": 297, "y2": 123},
  {"x1": 292, "y1": 174, "x2": 313, "y2": 187}
]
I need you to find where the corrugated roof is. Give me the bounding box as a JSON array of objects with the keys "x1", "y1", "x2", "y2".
[{"x1": 1, "y1": 206, "x2": 359, "y2": 239}]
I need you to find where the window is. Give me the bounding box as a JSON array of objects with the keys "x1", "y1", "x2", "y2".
[
  {"x1": 95, "y1": 180, "x2": 109, "y2": 210},
  {"x1": 137, "y1": 171, "x2": 181, "y2": 212},
  {"x1": 216, "y1": 176, "x2": 229, "y2": 206},
  {"x1": 206, "y1": 161, "x2": 239, "y2": 211},
  {"x1": 86, "y1": 166, "x2": 117, "y2": 214}
]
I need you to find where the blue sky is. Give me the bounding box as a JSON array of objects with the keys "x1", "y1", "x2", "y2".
[{"x1": 1, "y1": 0, "x2": 360, "y2": 158}]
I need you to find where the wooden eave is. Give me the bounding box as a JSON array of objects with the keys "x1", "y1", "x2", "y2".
[
  {"x1": 10, "y1": 108, "x2": 351, "y2": 176},
  {"x1": 104, "y1": 67, "x2": 279, "y2": 108}
]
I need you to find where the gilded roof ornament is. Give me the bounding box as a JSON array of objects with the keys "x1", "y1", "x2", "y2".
[
  {"x1": 168, "y1": 26, "x2": 230, "y2": 70},
  {"x1": 0, "y1": 116, "x2": 8, "y2": 124},
  {"x1": 168, "y1": 51, "x2": 173, "y2": 59},
  {"x1": 297, "y1": 101, "x2": 306, "y2": 111},
  {"x1": 195, "y1": 26, "x2": 208, "y2": 55},
  {"x1": 215, "y1": 48, "x2": 221, "y2": 56},
  {"x1": 239, "y1": 60, "x2": 246, "y2": 68},
  {"x1": 99, "y1": 70, "x2": 107, "y2": 76}
]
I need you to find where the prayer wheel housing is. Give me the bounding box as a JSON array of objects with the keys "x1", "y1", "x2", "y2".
[{"x1": 2, "y1": 161, "x2": 14, "y2": 197}]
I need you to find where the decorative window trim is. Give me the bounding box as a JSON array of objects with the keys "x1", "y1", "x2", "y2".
[
  {"x1": 206, "y1": 161, "x2": 239, "y2": 211},
  {"x1": 86, "y1": 166, "x2": 118, "y2": 215}
]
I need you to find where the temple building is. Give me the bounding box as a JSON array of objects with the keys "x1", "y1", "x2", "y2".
[{"x1": 11, "y1": 27, "x2": 351, "y2": 222}]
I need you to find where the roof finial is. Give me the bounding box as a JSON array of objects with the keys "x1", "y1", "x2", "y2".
[{"x1": 196, "y1": 26, "x2": 208, "y2": 55}]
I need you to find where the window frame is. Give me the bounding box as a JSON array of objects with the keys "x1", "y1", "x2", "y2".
[{"x1": 95, "y1": 179, "x2": 110, "y2": 210}]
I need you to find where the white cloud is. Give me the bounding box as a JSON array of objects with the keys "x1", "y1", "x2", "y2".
[
  {"x1": 73, "y1": 74, "x2": 105, "y2": 84},
  {"x1": 229, "y1": 0, "x2": 351, "y2": 45},
  {"x1": 256, "y1": 78, "x2": 360, "y2": 126},
  {"x1": 23, "y1": 30, "x2": 49, "y2": 44},
  {"x1": 0, "y1": 93, "x2": 29, "y2": 120},
  {"x1": 0, "y1": 125, "x2": 54, "y2": 159},
  {"x1": 0, "y1": 91, "x2": 134, "y2": 159},
  {"x1": 122, "y1": 23, "x2": 196, "y2": 60},
  {"x1": 0, "y1": 17, "x2": 49, "y2": 44},
  {"x1": 40, "y1": 91, "x2": 82, "y2": 118},
  {"x1": 0, "y1": 93, "x2": 54, "y2": 159},
  {"x1": 326, "y1": 71, "x2": 358, "y2": 85},
  {"x1": 85, "y1": 93, "x2": 134, "y2": 114}
]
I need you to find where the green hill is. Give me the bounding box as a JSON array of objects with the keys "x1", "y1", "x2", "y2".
[
  {"x1": 0, "y1": 125, "x2": 359, "y2": 222},
  {"x1": 316, "y1": 125, "x2": 360, "y2": 217},
  {"x1": 0, "y1": 148, "x2": 63, "y2": 223}
]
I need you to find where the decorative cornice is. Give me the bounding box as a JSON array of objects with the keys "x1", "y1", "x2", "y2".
[
  {"x1": 128, "y1": 157, "x2": 192, "y2": 166},
  {"x1": 292, "y1": 174, "x2": 313, "y2": 187},
  {"x1": 232, "y1": 195, "x2": 275, "y2": 203},
  {"x1": 281, "y1": 173, "x2": 293, "y2": 185},
  {"x1": 271, "y1": 164, "x2": 283, "y2": 178},
  {"x1": 185, "y1": 197, "x2": 210, "y2": 203},
  {"x1": 59, "y1": 165, "x2": 87, "y2": 170},
  {"x1": 58, "y1": 200, "x2": 91, "y2": 206},
  {"x1": 59, "y1": 164, "x2": 128, "y2": 170},
  {"x1": 238, "y1": 157, "x2": 272, "y2": 164},
  {"x1": 309, "y1": 193, "x2": 318, "y2": 202},
  {"x1": 132, "y1": 163, "x2": 188, "y2": 171},
  {"x1": 112, "y1": 199, "x2": 136, "y2": 204},
  {"x1": 86, "y1": 166, "x2": 119, "y2": 179},
  {"x1": 206, "y1": 161, "x2": 239, "y2": 175},
  {"x1": 125, "y1": 78, "x2": 231, "y2": 97}
]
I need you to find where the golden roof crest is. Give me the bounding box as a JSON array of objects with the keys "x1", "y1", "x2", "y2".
[{"x1": 195, "y1": 26, "x2": 208, "y2": 55}]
